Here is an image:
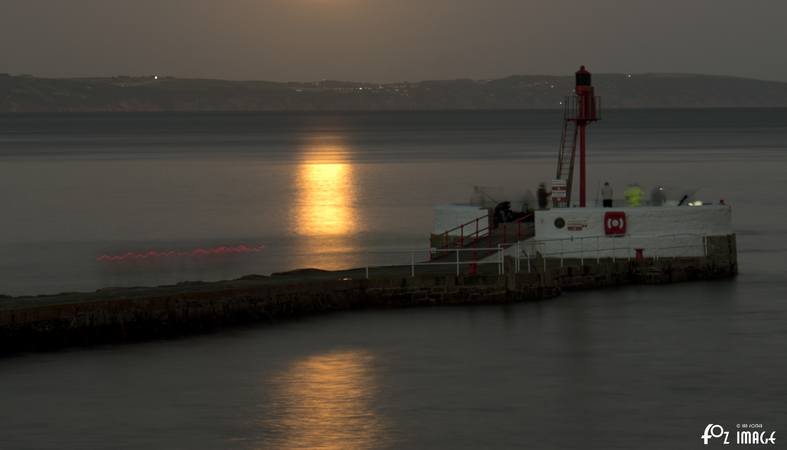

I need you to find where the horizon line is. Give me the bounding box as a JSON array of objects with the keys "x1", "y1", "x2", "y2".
[{"x1": 4, "y1": 71, "x2": 787, "y2": 85}]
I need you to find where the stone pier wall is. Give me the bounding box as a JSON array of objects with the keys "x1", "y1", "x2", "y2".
[
  {"x1": 0, "y1": 275, "x2": 559, "y2": 352},
  {"x1": 0, "y1": 244, "x2": 736, "y2": 353}
]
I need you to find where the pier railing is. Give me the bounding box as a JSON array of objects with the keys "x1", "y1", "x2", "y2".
[
  {"x1": 513, "y1": 233, "x2": 707, "y2": 273},
  {"x1": 359, "y1": 233, "x2": 707, "y2": 279},
  {"x1": 360, "y1": 246, "x2": 511, "y2": 279},
  {"x1": 432, "y1": 213, "x2": 534, "y2": 251},
  {"x1": 434, "y1": 214, "x2": 490, "y2": 249}
]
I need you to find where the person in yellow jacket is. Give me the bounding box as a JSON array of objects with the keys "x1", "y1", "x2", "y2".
[{"x1": 624, "y1": 184, "x2": 643, "y2": 207}]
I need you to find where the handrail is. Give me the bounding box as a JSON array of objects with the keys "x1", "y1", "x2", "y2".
[
  {"x1": 363, "y1": 246, "x2": 513, "y2": 278},
  {"x1": 438, "y1": 213, "x2": 490, "y2": 250},
  {"x1": 439, "y1": 213, "x2": 489, "y2": 237},
  {"x1": 438, "y1": 211, "x2": 533, "y2": 237},
  {"x1": 436, "y1": 211, "x2": 535, "y2": 251},
  {"x1": 521, "y1": 231, "x2": 704, "y2": 245},
  {"x1": 515, "y1": 232, "x2": 707, "y2": 269},
  {"x1": 358, "y1": 231, "x2": 710, "y2": 279}
]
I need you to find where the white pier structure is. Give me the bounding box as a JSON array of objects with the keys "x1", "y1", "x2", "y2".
[{"x1": 515, "y1": 205, "x2": 733, "y2": 261}]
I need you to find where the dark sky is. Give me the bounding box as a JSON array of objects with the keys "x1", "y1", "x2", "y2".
[{"x1": 2, "y1": 0, "x2": 786, "y2": 82}]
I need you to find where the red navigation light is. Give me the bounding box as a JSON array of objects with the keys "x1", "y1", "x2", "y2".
[{"x1": 97, "y1": 244, "x2": 266, "y2": 262}]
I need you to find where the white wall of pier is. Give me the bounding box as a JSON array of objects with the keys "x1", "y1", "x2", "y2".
[{"x1": 520, "y1": 205, "x2": 733, "y2": 259}]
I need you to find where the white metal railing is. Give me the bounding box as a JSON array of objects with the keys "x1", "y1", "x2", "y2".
[
  {"x1": 360, "y1": 246, "x2": 512, "y2": 279},
  {"x1": 354, "y1": 234, "x2": 707, "y2": 278},
  {"x1": 515, "y1": 233, "x2": 707, "y2": 272}
]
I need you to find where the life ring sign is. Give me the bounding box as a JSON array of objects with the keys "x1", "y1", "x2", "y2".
[{"x1": 604, "y1": 212, "x2": 627, "y2": 235}]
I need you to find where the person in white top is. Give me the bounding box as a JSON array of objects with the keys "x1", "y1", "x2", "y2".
[{"x1": 601, "y1": 182, "x2": 614, "y2": 207}]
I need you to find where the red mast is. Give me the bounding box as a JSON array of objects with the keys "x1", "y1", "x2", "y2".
[{"x1": 575, "y1": 66, "x2": 597, "y2": 207}]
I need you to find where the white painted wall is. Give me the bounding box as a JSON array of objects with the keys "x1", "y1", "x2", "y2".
[
  {"x1": 433, "y1": 204, "x2": 489, "y2": 235},
  {"x1": 518, "y1": 205, "x2": 733, "y2": 259}
]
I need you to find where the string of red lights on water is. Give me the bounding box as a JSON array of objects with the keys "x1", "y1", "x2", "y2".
[{"x1": 97, "y1": 244, "x2": 265, "y2": 262}]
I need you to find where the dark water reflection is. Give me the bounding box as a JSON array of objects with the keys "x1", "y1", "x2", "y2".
[{"x1": 259, "y1": 350, "x2": 386, "y2": 450}]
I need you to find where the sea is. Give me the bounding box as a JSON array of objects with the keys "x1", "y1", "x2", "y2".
[{"x1": 0, "y1": 109, "x2": 785, "y2": 449}]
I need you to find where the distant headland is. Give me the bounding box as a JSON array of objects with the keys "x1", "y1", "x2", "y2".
[{"x1": 2, "y1": 72, "x2": 787, "y2": 112}]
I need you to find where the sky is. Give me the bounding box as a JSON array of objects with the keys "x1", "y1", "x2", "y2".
[{"x1": 1, "y1": 0, "x2": 786, "y2": 83}]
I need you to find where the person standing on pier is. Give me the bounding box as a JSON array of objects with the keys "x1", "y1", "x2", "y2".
[
  {"x1": 537, "y1": 182, "x2": 551, "y2": 209},
  {"x1": 602, "y1": 182, "x2": 614, "y2": 207}
]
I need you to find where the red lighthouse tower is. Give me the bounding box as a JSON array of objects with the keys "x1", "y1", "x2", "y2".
[{"x1": 554, "y1": 66, "x2": 600, "y2": 207}]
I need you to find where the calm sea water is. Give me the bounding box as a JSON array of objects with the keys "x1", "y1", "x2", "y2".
[{"x1": 1, "y1": 110, "x2": 786, "y2": 448}]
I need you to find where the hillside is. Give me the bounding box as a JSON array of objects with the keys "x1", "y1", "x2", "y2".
[{"x1": 2, "y1": 73, "x2": 787, "y2": 112}]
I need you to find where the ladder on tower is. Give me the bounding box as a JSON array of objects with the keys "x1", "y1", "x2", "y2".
[{"x1": 555, "y1": 116, "x2": 579, "y2": 205}]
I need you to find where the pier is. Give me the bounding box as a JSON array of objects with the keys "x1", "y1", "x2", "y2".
[{"x1": 0, "y1": 234, "x2": 736, "y2": 354}]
